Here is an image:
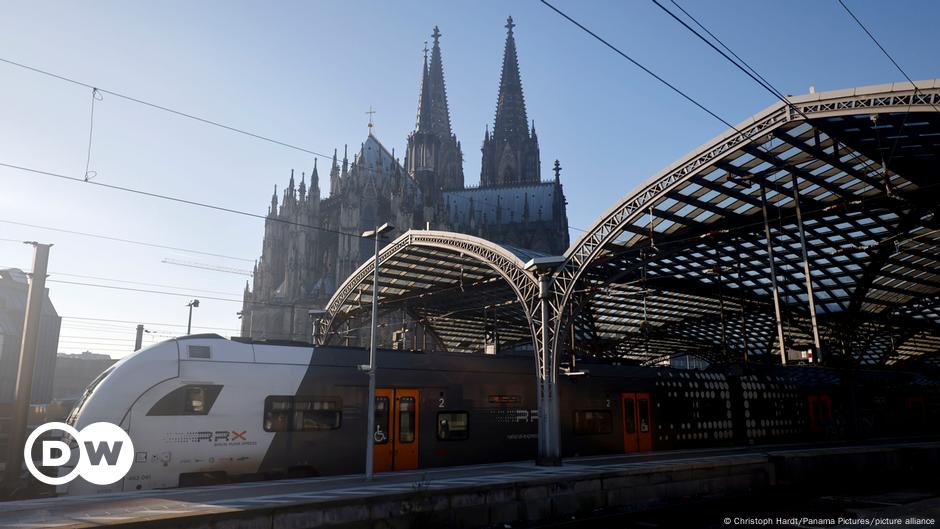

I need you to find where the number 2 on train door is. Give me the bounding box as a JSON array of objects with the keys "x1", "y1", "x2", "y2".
[
  {"x1": 373, "y1": 388, "x2": 419, "y2": 472},
  {"x1": 622, "y1": 392, "x2": 652, "y2": 453}
]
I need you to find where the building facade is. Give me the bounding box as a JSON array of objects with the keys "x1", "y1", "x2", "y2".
[
  {"x1": 242, "y1": 18, "x2": 569, "y2": 342},
  {"x1": 53, "y1": 352, "x2": 116, "y2": 401},
  {"x1": 0, "y1": 268, "x2": 61, "y2": 404}
]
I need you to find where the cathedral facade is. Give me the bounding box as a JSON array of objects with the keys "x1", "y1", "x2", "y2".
[{"x1": 242, "y1": 18, "x2": 570, "y2": 341}]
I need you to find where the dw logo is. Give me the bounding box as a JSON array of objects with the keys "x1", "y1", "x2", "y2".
[{"x1": 24, "y1": 422, "x2": 134, "y2": 486}]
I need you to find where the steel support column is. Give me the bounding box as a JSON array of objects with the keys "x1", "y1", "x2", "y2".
[
  {"x1": 790, "y1": 173, "x2": 823, "y2": 363},
  {"x1": 759, "y1": 181, "x2": 788, "y2": 365},
  {"x1": 536, "y1": 273, "x2": 561, "y2": 466}
]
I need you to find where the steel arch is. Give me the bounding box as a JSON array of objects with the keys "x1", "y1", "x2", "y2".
[{"x1": 550, "y1": 80, "x2": 940, "y2": 367}]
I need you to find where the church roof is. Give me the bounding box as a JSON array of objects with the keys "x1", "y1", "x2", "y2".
[
  {"x1": 443, "y1": 181, "x2": 559, "y2": 225},
  {"x1": 354, "y1": 133, "x2": 405, "y2": 178}
]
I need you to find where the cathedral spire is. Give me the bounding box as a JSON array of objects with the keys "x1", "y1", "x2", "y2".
[
  {"x1": 493, "y1": 16, "x2": 528, "y2": 141},
  {"x1": 311, "y1": 158, "x2": 320, "y2": 194},
  {"x1": 480, "y1": 16, "x2": 540, "y2": 187},
  {"x1": 330, "y1": 149, "x2": 341, "y2": 197},
  {"x1": 414, "y1": 26, "x2": 453, "y2": 137},
  {"x1": 405, "y1": 25, "x2": 465, "y2": 197}
]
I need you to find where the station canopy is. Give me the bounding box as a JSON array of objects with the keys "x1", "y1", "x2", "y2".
[
  {"x1": 321, "y1": 231, "x2": 545, "y2": 354},
  {"x1": 322, "y1": 80, "x2": 940, "y2": 369}
]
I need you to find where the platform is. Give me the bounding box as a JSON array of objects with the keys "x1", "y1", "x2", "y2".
[{"x1": 0, "y1": 441, "x2": 937, "y2": 529}]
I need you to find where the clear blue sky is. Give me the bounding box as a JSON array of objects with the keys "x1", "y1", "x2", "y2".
[{"x1": 0, "y1": 0, "x2": 937, "y2": 358}]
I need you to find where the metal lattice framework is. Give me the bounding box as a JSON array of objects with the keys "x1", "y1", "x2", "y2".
[
  {"x1": 320, "y1": 230, "x2": 543, "y2": 355},
  {"x1": 551, "y1": 79, "x2": 940, "y2": 369}
]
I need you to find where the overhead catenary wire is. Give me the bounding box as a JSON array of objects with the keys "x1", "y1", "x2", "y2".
[
  {"x1": 539, "y1": 0, "x2": 937, "y2": 251},
  {"x1": 0, "y1": 218, "x2": 254, "y2": 262},
  {"x1": 0, "y1": 56, "x2": 330, "y2": 160},
  {"x1": 2, "y1": 264, "x2": 244, "y2": 297},
  {"x1": 653, "y1": 0, "x2": 930, "y2": 189},
  {"x1": 47, "y1": 278, "x2": 246, "y2": 304},
  {"x1": 539, "y1": 0, "x2": 738, "y2": 132},
  {"x1": 49, "y1": 278, "x2": 314, "y2": 311},
  {"x1": 0, "y1": 161, "x2": 365, "y2": 239},
  {"x1": 62, "y1": 315, "x2": 239, "y2": 332},
  {"x1": 834, "y1": 0, "x2": 940, "y2": 182},
  {"x1": 0, "y1": 55, "x2": 594, "y2": 237},
  {"x1": 84, "y1": 88, "x2": 102, "y2": 181},
  {"x1": 836, "y1": 0, "x2": 936, "y2": 102},
  {"x1": 651, "y1": 0, "x2": 789, "y2": 103}
]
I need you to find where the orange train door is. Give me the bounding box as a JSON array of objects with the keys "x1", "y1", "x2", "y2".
[
  {"x1": 622, "y1": 392, "x2": 653, "y2": 453},
  {"x1": 372, "y1": 388, "x2": 419, "y2": 472},
  {"x1": 394, "y1": 389, "x2": 419, "y2": 470}
]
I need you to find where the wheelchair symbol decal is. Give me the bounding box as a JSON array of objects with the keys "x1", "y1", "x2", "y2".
[{"x1": 373, "y1": 426, "x2": 386, "y2": 443}]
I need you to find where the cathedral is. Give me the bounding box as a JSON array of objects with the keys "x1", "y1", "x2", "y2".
[{"x1": 242, "y1": 18, "x2": 570, "y2": 341}]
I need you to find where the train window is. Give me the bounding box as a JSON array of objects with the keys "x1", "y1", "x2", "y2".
[
  {"x1": 437, "y1": 412, "x2": 469, "y2": 441},
  {"x1": 623, "y1": 398, "x2": 635, "y2": 434},
  {"x1": 293, "y1": 398, "x2": 342, "y2": 431},
  {"x1": 374, "y1": 397, "x2": 390, "y2": 444},
  {"x1": 186, "y1": 387, "x2": 206, "y2": 413},
  {"x1": 574, "y1": 410, "x2": 613, "y2": 435},
  {"x1": 399, "y1": 396, "x2": 416, "y2": 443},
  {"x1": 148, "y1": 384, "x2": 222, "y2": 416},
  {"x1": 263, "y1": 396, "x2": 342, "y2": 432},
  {"x1": 263, "y1": 396, "x2": 291, "y2": 432}
]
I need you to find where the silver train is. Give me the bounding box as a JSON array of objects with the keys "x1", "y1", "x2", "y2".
[{"x1": 58, "y1": 334, "x2": 939, "y2": 496}]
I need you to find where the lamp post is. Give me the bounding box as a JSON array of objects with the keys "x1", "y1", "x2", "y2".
[
  {"x1": 186, "y1": 299, "x2": 200, "y2": 335},
  {"x1": 360, "y1": 223, "x2": 393, "y2": 481}
]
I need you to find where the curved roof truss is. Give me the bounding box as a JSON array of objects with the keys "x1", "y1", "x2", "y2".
[
  {"x1": 554, "y1": 80, "x2": 940, "y2": 367},
  {"x1": 320, "y1": 231, "x2": 542, "y2": 353}
]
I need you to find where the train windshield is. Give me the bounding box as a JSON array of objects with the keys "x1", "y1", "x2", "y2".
[{"x1": 66, "y1": 364, "x2": 117, "y2": 426}]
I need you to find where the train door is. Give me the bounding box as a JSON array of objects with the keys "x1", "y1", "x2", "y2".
[
  {"x1": 621, "y1": 392, "x2": 652, "y2": 452},
  {"x1": 394, "y1": 389, "x2": 419, "y2": 470},
  {"x1": 373, "y1": 389, "x2": 394, "y2": 472},
  {"x1": 372, "y1": 388, "x2": 419, "y2": 472},
  {"x1": 808, "y1": 394, "x2": 832, "y2": 433}
]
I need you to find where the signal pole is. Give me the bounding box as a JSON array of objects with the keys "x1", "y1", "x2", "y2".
[
  {"x1": 134, "y1": 324, "x2": 144, "y2": 351},
  {"x1": 4, "y1": 242, "x2": 51, "y2": 486},
  {"x1": 186, "y1": 299, "x2": 200, "y2": 335}
]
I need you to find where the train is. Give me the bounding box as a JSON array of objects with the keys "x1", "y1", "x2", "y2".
[{"x1": 56, "y1": 334, "x2": 939, "y2": 496}]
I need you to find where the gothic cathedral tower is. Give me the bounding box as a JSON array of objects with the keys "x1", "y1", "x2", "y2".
[
  {"x1": 404, "y1": 26, "x2": 464, "y2": 202},
  {"x1": 480, "y1": 17, "x2": 541, "y2": 187}
]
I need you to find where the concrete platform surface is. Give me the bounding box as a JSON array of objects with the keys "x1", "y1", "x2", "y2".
[{"x1": 0, "y1": 441, "x2": 936, "y2": 529}]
